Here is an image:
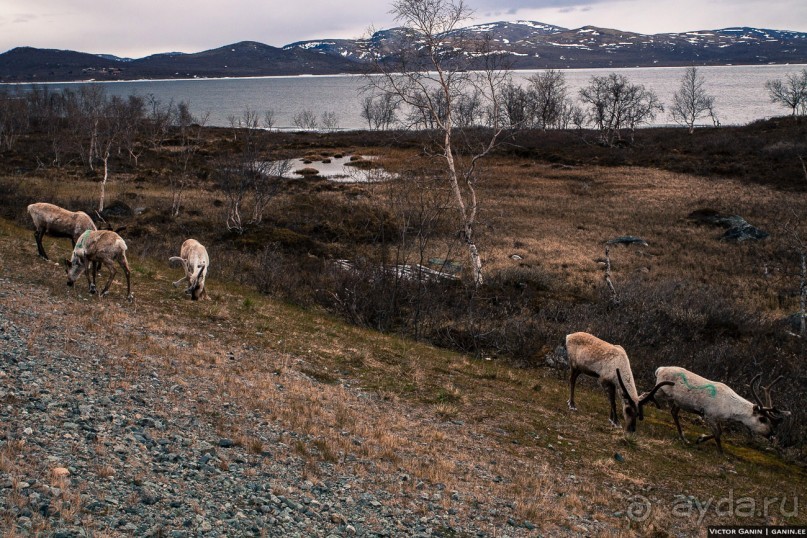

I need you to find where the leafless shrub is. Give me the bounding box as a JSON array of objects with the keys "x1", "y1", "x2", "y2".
[
  {"x1": 320, "y1": 111, "x2": 340, "y2": 131},
  {"x1": 0, "y1": 87, "x2": 29, "y2": 150},
  {"x1": 765, "y1": 68, "x2": 807, "y2": 116},
  {"x1": 360, "y1": 94, "x2": 399, "y2": 130},
  {"x1": 292, "y1": 109, "x2": 318, "y2": 130}
]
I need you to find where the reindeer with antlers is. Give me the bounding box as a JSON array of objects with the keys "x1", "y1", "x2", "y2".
[
  {"x1": 653, "y1": 366, "x2": 790, "y2": 453},
  {"x1": 566, "y1": 332, "x2": 674, "y2": 433},
  {"x1": 169, "y1": 239, "x2": 210, "y2": 301}
]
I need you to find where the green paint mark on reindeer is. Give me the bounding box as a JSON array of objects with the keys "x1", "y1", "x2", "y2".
[
  {"x1": 674, "y1": 372, "x2": 717, "y2": 398},
  {"x1": 76, "y1": 229, "x2": 91, "y2": 250}
]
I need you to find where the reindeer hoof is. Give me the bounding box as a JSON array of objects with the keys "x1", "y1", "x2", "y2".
[
  {"x1": 89, "y1": 285, "x2": 97, "y2": 295},
  {"x1": 127, "y1": 294, "x2": 134, "y2": 303},
  {"x1": 609, "y1": 419, "x2": 620, "y2": 428},
  {"x1": 567, "y1": 401, "x2": 577, "y2": 411}
]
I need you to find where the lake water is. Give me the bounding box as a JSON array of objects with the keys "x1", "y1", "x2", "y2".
[{"x1": 8, "y1": 64, "x2": 806, "y2": 129}]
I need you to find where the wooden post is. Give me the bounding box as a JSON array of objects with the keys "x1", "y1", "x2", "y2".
[{"x1": 604, "y1": 245, "x2": 619, "y2": 303}]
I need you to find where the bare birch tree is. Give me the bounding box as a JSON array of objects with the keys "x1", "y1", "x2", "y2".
[
  {"x1": 360, "y1": 93, "x2": 399, "y2": 130},
  {"x1": 579, "y1": 73, "x2": 663, "y2": 146},
  {"x1": 527, "y1": 69, "x2": 568, "y2": 130},
  {"x1": 670, "y1": 66, "x2": 716, "y2": 133},
  {"x1": 365, "y1": 0, "x2": 510, "y2": 286},
  {"x1": 96, "y1": 95, "x2": 126, "y2": 212},
  {"x1": 765, "y1": 69, "x2": 807, "y2": 116}
]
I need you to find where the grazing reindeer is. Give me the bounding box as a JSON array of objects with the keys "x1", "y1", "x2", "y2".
[
  {"x1": 654, "y1": 367, "x2": 790, "y2": 453},
  {"x1": 566, "y1": 332, "x2": 673, "y2": 432},
  {"x1": 28, "y1": 202, "x2": 97, "y2": 260},
  {"x1": 169, "y1": 239, "x2": 210, "y2": 300},
  {"x1": 64, "y1": 230, "x2": 133, "y2": 301}
]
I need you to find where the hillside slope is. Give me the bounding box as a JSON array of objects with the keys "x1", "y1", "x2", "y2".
[{"x1": 0, "y1": 217, "x2": 804, "y2": 536}]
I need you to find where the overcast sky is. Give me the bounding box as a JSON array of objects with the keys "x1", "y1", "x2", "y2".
[{"x1": 1, "y1": 0, "x2": 806, "y2": 58}]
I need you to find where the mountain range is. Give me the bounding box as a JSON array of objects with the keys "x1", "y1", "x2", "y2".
[{"x1": 1, "y1": 21, "x2": 806, "y2": 82}]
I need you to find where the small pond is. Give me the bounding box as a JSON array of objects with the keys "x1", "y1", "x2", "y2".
[{"x1": 285, "y1": 155, "x2": 394, "y2": 183}]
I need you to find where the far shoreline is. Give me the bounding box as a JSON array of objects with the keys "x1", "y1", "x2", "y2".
[{"x1": 2, "y1": 61, "x2": 807, "y2": 86}]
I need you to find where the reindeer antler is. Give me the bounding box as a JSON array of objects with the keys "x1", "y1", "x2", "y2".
[
  {"x1": 761, "y1": 375, "x2": 783, "y2": 408},
  {"x1": 750, "y1": 373, "x2": 766, "y2": 409},
  {"x1": 639, "y1": 381, "x2": 675, "y2": 409},
  {"x1": 616, "y1": 369, "x2": 632, "y2": 403},
  {"x1": 751, "y1": 373, "x2": 789, "y2": 422}
]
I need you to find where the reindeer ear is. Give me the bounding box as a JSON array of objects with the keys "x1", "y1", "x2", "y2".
[{"x1": 753, "y1": 404, "x2": 762, "y2": 414}]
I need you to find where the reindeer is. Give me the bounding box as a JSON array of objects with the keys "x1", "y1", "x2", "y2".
[
  {"x1": 64, "y1": 230, "x2": 132, "y2": 302},
  {"x1": 169, "y1": 239, "x2": 210, "y2": 300},
  {"x1": 566, "y1": 332, "x2": 673, "y2": 432},
  {"x1": 654, "y1": 366, "x2": 790, "y2": 453},
  {"x1": 28, "y1": 202, "x2": 97, "y2": 260}
]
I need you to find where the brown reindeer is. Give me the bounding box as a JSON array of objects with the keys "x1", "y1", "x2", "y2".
[
  {"x1": 64, "y1": 230, "x2": 132, "y2": 301},
  {"x1": 28, "y1": 202, "x2": 96, "y2": 260},
  {"x1": 566, "y1": 332, "x2": 673, "y2": 432}
]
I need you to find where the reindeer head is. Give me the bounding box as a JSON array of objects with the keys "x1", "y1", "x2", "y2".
[
  {"x1": 63, "y1": 253, "x2": 86, "y2": 287},
  {"x1": 617, "y1": 369, "x2": 674, "y2": 433},
  {"x1": 187, "y1": 264, "x2": 206, "y2": 300},
  {"x1": 749, "y1": 374, "x2": 790, "y2": 438}
]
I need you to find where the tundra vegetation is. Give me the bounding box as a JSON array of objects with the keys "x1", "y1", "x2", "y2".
[{"x1": 1, "y1": 77, "x2": 806, "y2": 534}]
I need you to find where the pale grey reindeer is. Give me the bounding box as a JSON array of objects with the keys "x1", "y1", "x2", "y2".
[
  {"x1": 64, "y1": 230, "x2": 133, "y2": 301},
  {"x1": 654, "y1": 366, "x2": 790, "y2": 453},
  {"x1": 28, "y1": 202, "x2": 97, "y2": 260},
  {"x1": 169, "y1": 239, "x2": 210, "y2": 300},
  {"x1": 566, "y1": 332, "x2": 673, "y2": 433}
]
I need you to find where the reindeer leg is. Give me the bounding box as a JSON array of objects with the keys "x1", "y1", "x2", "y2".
[
  {"x1": 87, "y1": 261, "x2": 96, "y2": 294},
  {"x1": 568, "y1": 368, "x2": 581, "y2": 410},
  {"x1": 714, "y1": 432, "x2": 724, "y2": 454},
  {"x1": 84, "y1": 260, "x2": 99, "y2": 294},
  {"x1": 670, "y1": 404, "x2": 688, "y2": 444},
  {"x1": 99, "y1": 260, "x2": 117, "y2": 297},
  {"x1": 34, "y1": 230, "x2": 49, "y2": 259},
  {"x1": 711, "y1": 422, "x2": 724, "y2": 454},
  {"x1": 697, "y1": 422, "x2": 723, "y2": 453},
  {"x1": 606, "y1": 383, "x2": 619, "y2": 428},
  {"x1": 120, "y1": 254, "x2": 132, "y2": 302}
]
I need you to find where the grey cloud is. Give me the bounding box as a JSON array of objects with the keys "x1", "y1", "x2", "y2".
[
  {"x1": 13, "y1": 14, "x2": 37, "y2": 24},
  {"x1": 471, "y1": 0, "x2": 606, "y2": 9},
  {"x1": 558, "y1": 6, "x2": 583, "y2": 13}
]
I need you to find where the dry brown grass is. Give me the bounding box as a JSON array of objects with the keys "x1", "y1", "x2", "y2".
[{"x1": 2, "y1": 131, "x2": 807, "y2": 535}]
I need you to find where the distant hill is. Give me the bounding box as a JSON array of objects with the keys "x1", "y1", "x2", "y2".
[
  {"x1": 2, "y1": 21, "x2": 807, "y2": 82},
  {"x1": 285, "y1": 22, "x2": 807, "y2": 70}
]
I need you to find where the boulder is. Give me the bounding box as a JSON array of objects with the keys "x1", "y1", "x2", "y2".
[{"x1": 688, "y1": 208, "x2": 768, "y2": 242}]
